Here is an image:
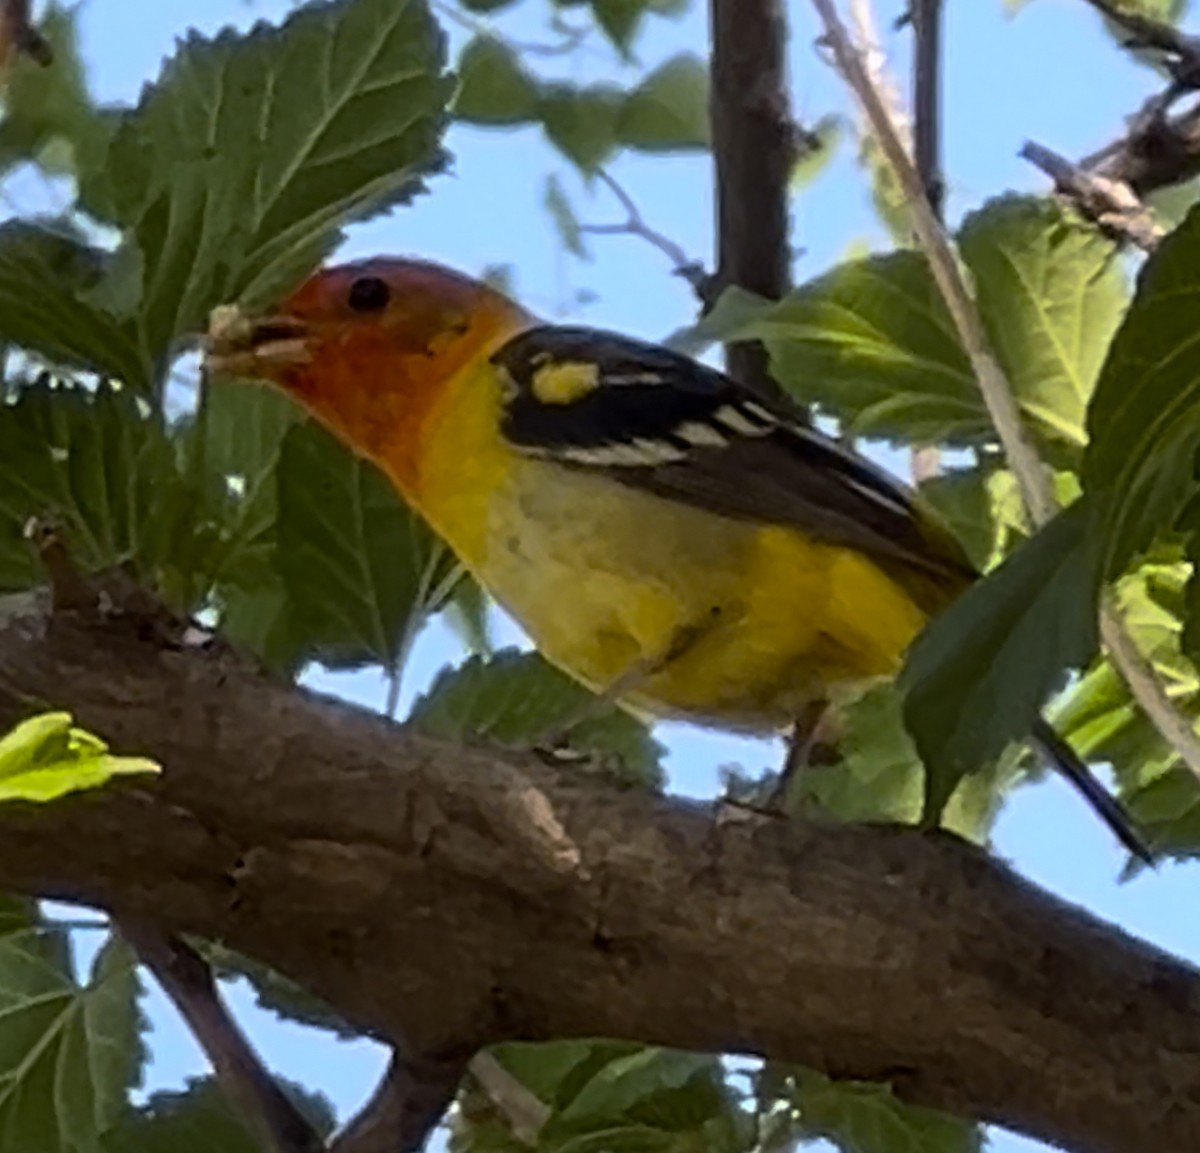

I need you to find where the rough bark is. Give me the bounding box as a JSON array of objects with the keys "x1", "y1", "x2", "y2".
[{"x1": 0, "y1": 587, "x2": 1198, "y2": 1153}]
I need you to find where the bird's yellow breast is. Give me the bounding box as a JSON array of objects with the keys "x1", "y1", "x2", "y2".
[{"x1": 409, "y1": 359, "x2": 931, "y2": 732}]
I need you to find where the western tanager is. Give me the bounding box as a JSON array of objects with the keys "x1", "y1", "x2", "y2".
[{"x1": 206, "y1": 257, "x2": 1149, "y2": 861}]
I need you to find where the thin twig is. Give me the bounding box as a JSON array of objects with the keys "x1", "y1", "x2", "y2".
[
  {"x1": 812, "y1": 0, "x2": 1057, "y2": 524},
  {"x1": 910, "y1": 0, "x2": 945, "y2": 481},
  {"x1": 467, "y1": 1052, "x2": 551, "y2": 1145},
  {"x1": 118, "y1": 919, "x2": 325, "y2": 1153},
  {"x1": 0, "y1": 0, "x2": 52, "y2": 68},
  {"x1": 580, "y1": 169, "x2": 711, "y2": 296},
  {"x1": 812, "y1": 0, "x2": 1200, "y2": 784},
  {"x1": 1020, "y1": 140, "x2": 1165, "y2": 251},
  {"x1": 1078, "y1": 0, "x2": 1200, "y2": 91},
  {"x1": 910, "y1": 0, "x2": 945, "y2": 219},
  {"x1": 385, "y1": 665, "x2": 403, "y2": 719},
  {"x1": 1099, "y1": 598, "x2": 1200, "y2": 774},
  {"x1": 431, "y1": 0, "x2": 591, "y2": 58}
]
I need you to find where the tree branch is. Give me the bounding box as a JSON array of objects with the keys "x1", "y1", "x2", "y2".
[
  {"x1": 811, "y1": 0, "x2": 1200, "y2": 785},
  {"x1": 0, "y1": 585, "x2": 1199, "y2": 1153},
  {"x1": 1020, "y1": 140, "x2": 1165, "y2": 251},
  {"x1": 580, "y1": 169, "x2": 711, "y2": 298},
  {"x1": 910, "y1": 0, "x2": 945, "y2": 220},
  {"x1": 330, "y1": 1050, "x2": 466, "y2": 1153},
  {"x1": 709, "y1": 0, "x2": 794, "y2": 402},
  {"x1": 118, "y1": 919, "x2": 325, "y2": 1153},
  {"x1": 0, "y1": 0, "x2": 52, "y2": 68}
]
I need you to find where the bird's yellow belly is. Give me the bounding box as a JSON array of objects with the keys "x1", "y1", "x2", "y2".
[{"x1": 457, "y1": 461, "x2": 931, "y2": 733}]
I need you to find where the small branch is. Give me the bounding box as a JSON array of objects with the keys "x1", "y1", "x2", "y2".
[
  {"x1": 331, "y1": 1050, "x2": 467, "y2": 1153},
  {"x1": 1098, "y1": 597, "x2": 1200, "y2": 779},
  {"x1": 467, "y1": 1051, "x2": 552, "y2": 1145},
  {"x1": 1020, "y1": 140, "x2": 1165, "y2": 251},
  {"x1": 431, "y1": 1, "x2": 591, "y2": 58},
  {"x1": 709, "y1": 0, "x2": 794, "y2": 401},
  {"x1": 581, "y1": 169, "x2": 711, "y2": 297},
  {"x1": 0, "y1": 0, "x2": 52, "y2": 68},
  {"x1": 118, "y1": 920, "x2": 325, "y2": 1153},
  {"x1": 1079, "y1": 0, "x2": 1200, "y2": 91},
  {"x1": 910, "y1": 0, "x2": 945, "y2": 219},
  {"x1": 812, "y1": 0, "x2": 1057, "y2": 525},
  {"x1": 910, "y1": 0, "x2": 945, "y2": 480},
  {"x1": 812, "y1": 0, "x2": 1200, "y2": 785}
]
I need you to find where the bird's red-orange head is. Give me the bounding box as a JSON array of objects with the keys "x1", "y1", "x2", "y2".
[{"x1": 205, "y1": 257, "x2": 530, "y2": 487}]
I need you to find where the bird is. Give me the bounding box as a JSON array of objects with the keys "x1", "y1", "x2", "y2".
[{"x1": 205, "y1": 256, "x2": 1150, "y2": 862}]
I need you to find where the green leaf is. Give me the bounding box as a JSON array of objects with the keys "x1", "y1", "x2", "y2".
[
  {"x1": 860, "y1": 133, "x2": 912, "y2": 244},
  {"x1": 88, "y1": 0, "x2": 452, "y2": 367},
  {"x1": 189, "y1": 383, "x2": 298, "y2": 592},
  {"x1": 453, "y1": 1043, "x2": 746, "y2": 1153},
  {"x1": 409, "y1": 649, "x2": 666, "y2": 788},
  {"x1": 790, "y1": 685, "x2": 1007, "y2": 843},
  {"x1": 793, "y1": 1069, "x2": 982, "y2": 1153},
  {"x1": 1084, "y1": 202, "x2": 1200, "y2": 579},
  {"x1": 201, "y1": 945, "x2": 353, "y2": 1037},
  {"x1": 739, "y1": 252, "x2": 979, "y2": 444},
  {"x1": 0, "y1": 909, "x2": 146, "y2": 1152},
  {"x1": 958, "y1": 196, "x2": 1126, "y2": 455},
  {"x1": 0, "y1": 4, "x2": 108, "y2": 179},
  {"x1": 102, "y1": 1075, "x2": 334, "y2": 1153},
  {"x1": 901, "y1": 500, "x2": 1102, "y2": 820},
  {"x1": 544, "y1": 174, "x2": 591, "y2": 260},
  {"x1": 616, "y1": 55, "x2": 709, "y2": 152},
  {"x1": 539, "y1": 85, "x2": 623, "y2": 173},
  {"x1": 0, "y1": 712, "x2": 159, "y2": 804},
  {"x1": 591, "y1": 0, "x2": 649, "y2": 54},
  {"x1": 454, "y1": 37, "x2": 540, "y2": 126},
  {"x1": 1051, "y1": 558, "x2": 1200, "y2": 858},
  {"x1": 274, "y1": 420, "x2": 457, "y2": 670},
  {"x1": 460, "y1": 0, "x2": 522, "y2": 11},
  {"x1": 790, "y1": 114, "x2": 843, "y2": 193},
  {"x1": 186, "y1": 383, "x2": 305, "y2": 672},
  {"x1": 661, "y1": 285, "x2": 774, "y2": 357},
  {"x1": 0, "y1": 379, "x2": 210, "y2": 604},
  {"x1": 556, "y1": 1050, "x2": 726, "y2": 1129},
  {"x1": 442, "y1": 570, "x2": 493, "y2": 655},
  {"x1": 0, "y1": 221, "x2": 148, "y2": 387}
]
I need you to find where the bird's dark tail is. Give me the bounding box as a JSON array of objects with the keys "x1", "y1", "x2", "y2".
[{"x1": 1031, "y1": 717, "x2": 1153, "y2": 865}]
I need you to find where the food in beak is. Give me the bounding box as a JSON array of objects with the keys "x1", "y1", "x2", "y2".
[{"x1": 205, "y1": 303, "x2": 311, "y2": 376}]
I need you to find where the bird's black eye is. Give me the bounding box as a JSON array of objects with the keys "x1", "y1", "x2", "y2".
[{"x1": 347, "y1": 276, "x2": 391, "y2": 313}]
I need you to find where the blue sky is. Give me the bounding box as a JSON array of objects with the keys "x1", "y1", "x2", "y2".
[{"x1": 55, "y1": 1, "x2": 1200, "y2": 1151}]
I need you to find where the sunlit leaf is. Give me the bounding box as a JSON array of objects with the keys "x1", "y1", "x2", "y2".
[
  {"x1": 790, "y1": 685, "x2": 1009, "y2": 843},
  {"x1": 0, "y1": 712, "x2": 158, "y2": 804},
  {"x1": 790, "y1": 114, "x2": 843, "y2": 193}
]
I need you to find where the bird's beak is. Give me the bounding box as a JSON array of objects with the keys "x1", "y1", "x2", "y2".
[{"x1": 204, "y1": 303, "x2": 312, "y2": 378}]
